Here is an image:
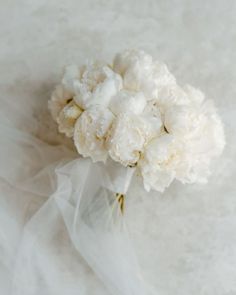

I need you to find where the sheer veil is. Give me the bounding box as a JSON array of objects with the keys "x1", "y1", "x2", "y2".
[{"x1": 0, "y1": 96, "x2": 157, "y2": 295}]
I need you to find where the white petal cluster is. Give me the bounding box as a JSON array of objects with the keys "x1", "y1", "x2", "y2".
[
  {"x1": 107, "y1": 112, "x2": 162, "y2": 167},
  {"x1": 74, "y1": 106, "x2": 114, "y2": 162},
  {"x1": 49, "y1": 49, "x2": 225, "y2": 192}
]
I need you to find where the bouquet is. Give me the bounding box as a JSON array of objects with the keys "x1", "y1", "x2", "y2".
[
  {"x1": 25, "y1": 49, "x2": 226, "y2": 294},
  {"x1": 0, "y1": 49, "x2": 225, "y2": 295},
  {"x1": 49, "y1": 48, "x2": 225, "y2": 199},
  {"x1": 9, "y1": 49, "x2": 221, "y2": 295}
]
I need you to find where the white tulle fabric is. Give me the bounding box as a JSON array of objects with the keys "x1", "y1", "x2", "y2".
[{"x1": 0, "y1": 102, "x2": 158, "y2": 295}]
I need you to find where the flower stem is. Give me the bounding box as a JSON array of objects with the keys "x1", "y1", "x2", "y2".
[{"x1": 116, "y1": 193, "x2": 125, "y2": 214}]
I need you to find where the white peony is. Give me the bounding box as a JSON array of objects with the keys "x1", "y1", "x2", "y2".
[
  {"x1": 57, "y1": 101, "x2": 83, "y2": 137},
  {"x1": 155, "y1": 84, "x2": 189, "y2": 111},
  {"x1": 48, "y1": 84, "x2": 73, "y2": 121},
  {"x1": 73, "y1": 106, "x2": 114, "y2": 162},
  {"x1": 164, "y1": 104, "x2": 205, "y2": 137},
  {"x1": 113, "y1": 49, "x2": 176, "y2": 99},
  {"x1": 140, "y1": 134, "x2": 187, "y2": 192},
  {"x1": 63, "y1": 62, "x2": 122, "y2": 110},
  {"x1": 107, "y1": 112, "x2": 162, "y2": 167},
  {"x1": 164, "y1": 99, "x2": 225, "y2": 151},
  {"x1": 109, "y1": 90, "x2": 146, "y2": 115},
  {"x1": 113, "y1": 49, "x2": 153, "y2": 77},
  {"x1": 178, "y1": 101, "x2": 225, "y2": 183}
]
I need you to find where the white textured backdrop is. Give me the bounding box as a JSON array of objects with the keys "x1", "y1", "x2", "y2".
[{"x1": 1, "y1": 1, "x2": 236, "y2": 294}]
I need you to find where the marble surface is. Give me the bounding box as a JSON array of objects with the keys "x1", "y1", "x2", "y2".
[{"x1": 1, "y1": 1, "x2": 236, "y2": 294}]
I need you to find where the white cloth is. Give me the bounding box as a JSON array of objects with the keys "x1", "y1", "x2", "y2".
[{"x1": 1, "y1": 1, "x2": 236, "y2": 294}]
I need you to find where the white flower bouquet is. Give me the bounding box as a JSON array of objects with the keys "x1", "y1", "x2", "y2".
[
  {"x1": 45, "y1": 49, "x2": 225, "y2": 294},
  {"x1": 0, "y1": 49, "x2": 226, "y2": 295},
  {"x1": 49, "y1": 49, "x2": 225, "y2": 194}
]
